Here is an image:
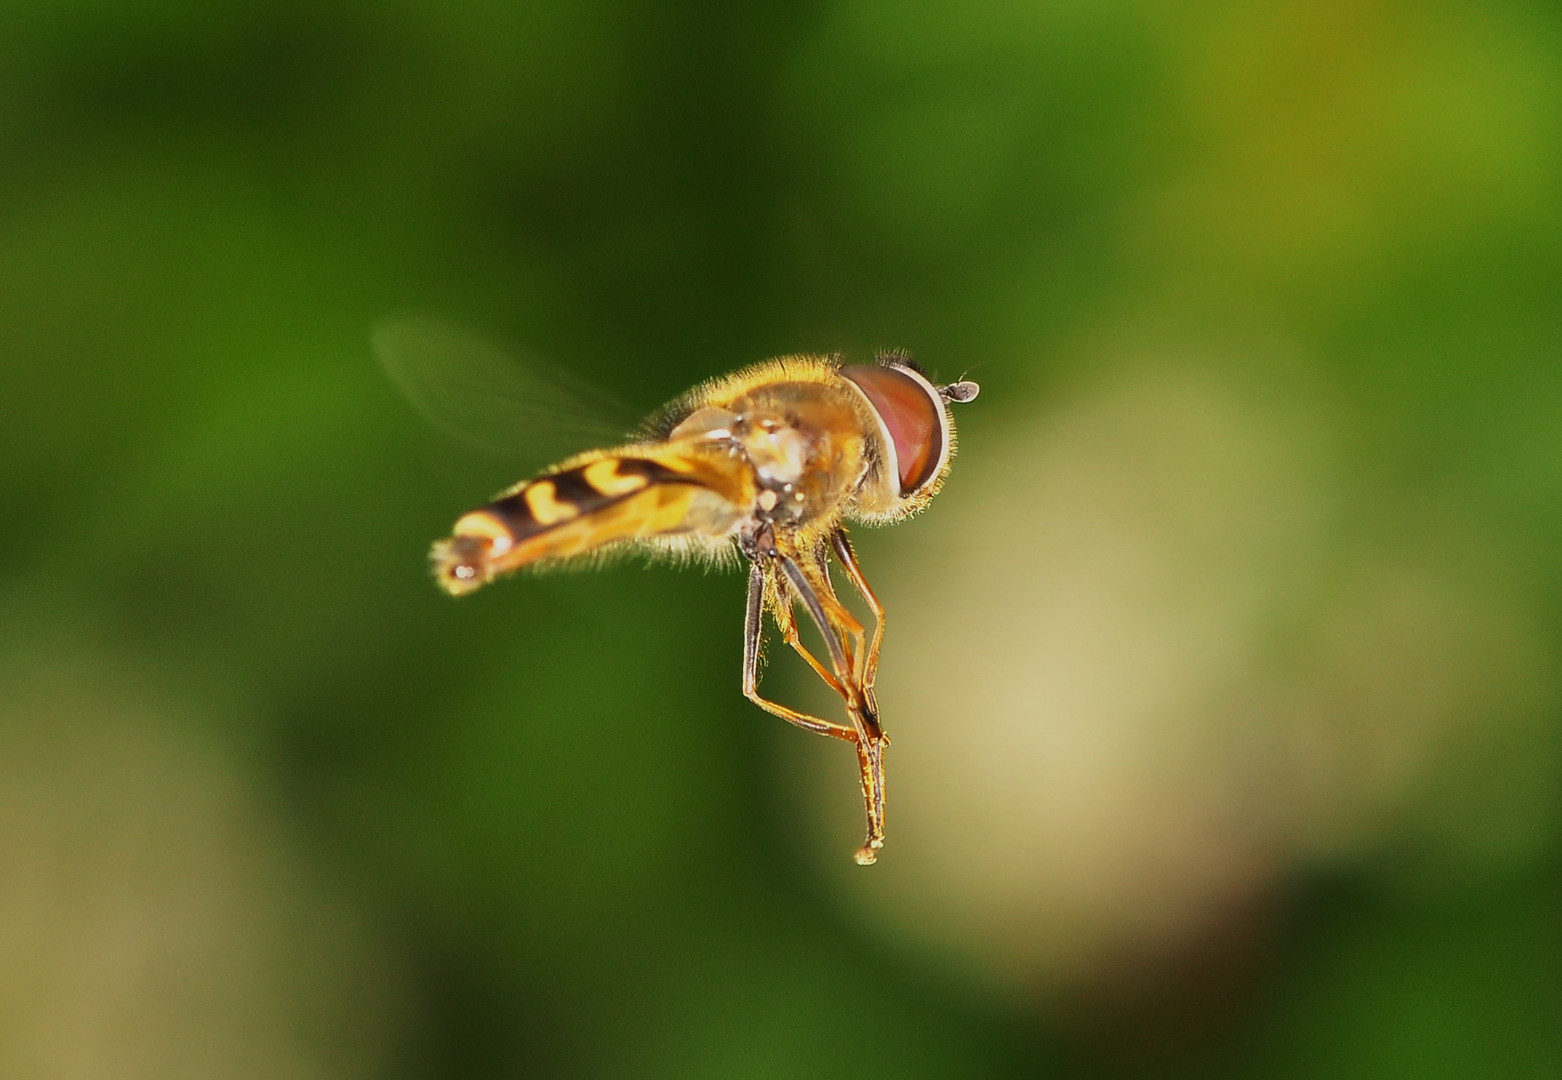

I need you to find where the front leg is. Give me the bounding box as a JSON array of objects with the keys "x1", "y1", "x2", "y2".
[
  {"x1": 831, "y1": 528, "x2": 884, "y2": 712},
  {"x1": 773, "y1": 547, "x2": 888, "y2": 865}
]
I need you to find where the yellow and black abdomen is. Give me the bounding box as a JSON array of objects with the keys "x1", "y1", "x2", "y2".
[{"x1": 433, "y1": 449, "x2": 748, "y2": 595}]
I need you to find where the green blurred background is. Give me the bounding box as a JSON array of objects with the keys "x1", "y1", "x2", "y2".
[{"x1": 3, "y1": 1, "x2": 1560, "y2": 1077}]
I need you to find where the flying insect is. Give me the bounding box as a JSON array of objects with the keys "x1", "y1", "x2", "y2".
[{"x1": 376, "y1": 318, "x2": 979, "y2": 864}]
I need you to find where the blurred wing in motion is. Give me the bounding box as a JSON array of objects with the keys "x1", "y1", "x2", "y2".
[{"x1": 372, "y1": 315, "x2": 639, "y2": 464}]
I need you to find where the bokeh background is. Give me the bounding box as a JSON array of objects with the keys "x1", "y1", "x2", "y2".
[{"x1": 4, "y1": 1, "x2": 1561, "y2": 1077}]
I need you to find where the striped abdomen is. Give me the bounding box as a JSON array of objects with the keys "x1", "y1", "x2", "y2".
[{"x1": 433, "y1": 453, "x2": 742, "y2": 595}]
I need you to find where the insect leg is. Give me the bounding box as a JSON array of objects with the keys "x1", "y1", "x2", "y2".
[
  {"x1": 776, "y1": 551, "x2": 888, "y2": 865},
  {"x1": 830, "y1": 529, "x2": 884, "y2": 709},
  {"x1": 742, "y1": 563, "x2": 857, "y2": 743},
  {"x1": 778, "y1": 553, "x2": 876, "y2": 730},
  {"x1": 770, "y1": 590, "x2": 848, "y2": 697}
]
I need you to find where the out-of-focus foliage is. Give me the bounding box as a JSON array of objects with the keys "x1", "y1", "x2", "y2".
[{"x1": 2, "y1": 1, "x2": 1559, "y2": 1077}]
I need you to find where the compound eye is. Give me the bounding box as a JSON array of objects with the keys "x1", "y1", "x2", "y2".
[{"x1": 841, "y1": 363, "x2": 947, "y2": 496}]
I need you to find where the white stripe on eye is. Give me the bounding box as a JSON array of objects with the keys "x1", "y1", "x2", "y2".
[{"x1": 883, "y1": 361, "x2": 952, "y2": 495}]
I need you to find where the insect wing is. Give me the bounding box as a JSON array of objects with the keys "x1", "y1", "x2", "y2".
[{"x1": 372, "y1": 315, "x2": 637, "y2": 464}]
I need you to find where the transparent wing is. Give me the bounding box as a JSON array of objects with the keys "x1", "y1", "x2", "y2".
[{"x1": 372, "y1": 315, "x2": 640, "y2": 464}]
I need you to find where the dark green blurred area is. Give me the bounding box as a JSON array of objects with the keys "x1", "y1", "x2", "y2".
[{"x1": 3, "y1": 1, "x2": 1561, "y2": 1077}]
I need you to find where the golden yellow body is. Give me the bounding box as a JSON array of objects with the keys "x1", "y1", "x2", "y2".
[{"x1": 432, "y1": 352, "x2": 979, "y2": 864}]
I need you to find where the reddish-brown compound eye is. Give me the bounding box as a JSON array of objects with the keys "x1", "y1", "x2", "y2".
[{"x1": 841, "y1": 362, "x2": 949, "y2": 497}]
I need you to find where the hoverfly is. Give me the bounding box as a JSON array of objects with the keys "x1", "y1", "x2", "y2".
[{"x1": 375, "y1": 317, "x2": 978, "y2": 864}]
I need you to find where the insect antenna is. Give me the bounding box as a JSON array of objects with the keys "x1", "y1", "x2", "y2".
[{"x1": 940, "y1": 379, "x2": 980, "y2": 403}]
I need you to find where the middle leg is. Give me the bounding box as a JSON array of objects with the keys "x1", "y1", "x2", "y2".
[{"x1": 741, "y1": 562, "x2": 857, "y2": 743}]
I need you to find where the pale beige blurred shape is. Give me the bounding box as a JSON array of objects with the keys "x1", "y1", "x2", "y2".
[
  {"x1": 791, "y1": 363, "x2": 1558, "y2": 995},
  {"x1": 0, "y1": 602, "x2": 405, "y2": 1080}
]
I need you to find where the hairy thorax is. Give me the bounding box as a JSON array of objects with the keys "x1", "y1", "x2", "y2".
[{"x1": 669, "y1": 381, "x2": 871, "y2": 534}]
